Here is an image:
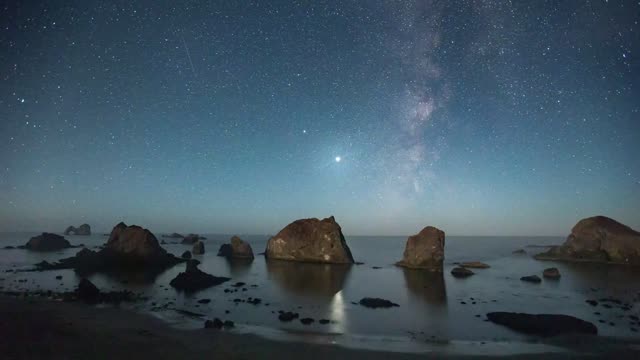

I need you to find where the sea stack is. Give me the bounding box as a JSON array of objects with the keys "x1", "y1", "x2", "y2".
[
  {"x1": 535, "y1": 216, "x2": 640, "y2": 265},
  {"x1": 217, "y1": 236, "x2": 254, "y2": 259},
  {"x1": 396, "y1": 226, "x2": 445, "y2": 271},
  {"x1": 265, "y1": 216, "x2": 354, "y2": 264},
  {"x1": 64, "y1": 224, "x2": 91, "y2": 235}
]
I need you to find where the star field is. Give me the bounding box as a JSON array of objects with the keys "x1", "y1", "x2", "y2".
[{"x1": 1, "y1": 1, "x2": 638, "y2": 235}]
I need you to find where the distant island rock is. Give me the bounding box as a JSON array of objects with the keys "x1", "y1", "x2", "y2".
[
  {"x1": 64, "y1": 224, "x2": 91, "y2": 236},
  {"x1": 217, "y1": 236, "x2": 254, "y2": 259},
  {"x1": 534, "y1": 216, "x2": 640, "y2": 265},
  {"x1": 265, "y1": 216, "x2": 354, "y2": 264},
  {"x1": 396, "y1": 226, "x2": 445, "y2": 271},
  {"x1": 192, "y1": 241, "x2": 205, "y2": 255},
  {"x1": 162, "y1": 233, "x2": 184, "y2": 239},
  {"x1": 25, "y1": 233, "x2": 73, "y2": 251},
  {"x1": 35, "y1": 222, "x2": 183, "y2": 274},
  {"x1": 181, "y1": 233, "x2": 206, "y2": 244}
]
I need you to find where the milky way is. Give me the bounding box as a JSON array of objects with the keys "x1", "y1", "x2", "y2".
[{"x1": 1, "y1": 1, "x2": 638, "y2": 235}]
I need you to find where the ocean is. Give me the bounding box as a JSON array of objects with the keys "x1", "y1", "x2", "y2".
[{"x1": 1, "y1": 232, "x2": 639, "y2": 353}]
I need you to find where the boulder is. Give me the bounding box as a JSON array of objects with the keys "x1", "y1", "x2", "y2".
[
  {"x1": 64, "y1": 224, "x2": 91, "y2": 235},
  {"x1": 535, "y1": 216, "x2": 640, "y2": 265},
  {"x1": 181, "y1": 251, "x2": 192, "y2": 259},
  {"x1": 486, "y1": 312, "x2": 598, "y2": 336},
  {"x1": 265, "y1": 216, "x2": 354, "y2": 264},
  {"x1": 217, "y1": 236, "x2": 254, "y2": 259},
  {"x1": 451, "y1": 266, "x2": 474, "y2": 278},
  {"x1": 542, "y1": 267, "x2": 561, "y2": 279},
  {"x1": 460, "y1": 261, "x2": 490, "y2": 269},
  {"x1": 192, "y1": 241, "x2": 205, "y2": 255},
  {"x1": 396, "y1": 226, "x2": 445, "y2": 271},
  {"x1": 77, "y1": 278, "x2": 100, "y2": 303},
  {"x1": 25, "y1": 233, "x2": 71, "y2": 251},
  {"x1": 359, "y1": 297, "x2": 399, "y2": 308},
  {"x1": 521, "y1": 275, "x2": 542, "y2": 283},
  {"x1": 169, "y1": 260, "x2": 230, "y2": 292},
  {"x1": 181, "y1": 234, "x2": 203, "y2": 244}
]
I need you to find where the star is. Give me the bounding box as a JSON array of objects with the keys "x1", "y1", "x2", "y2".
[{"x1": 335, "y1": 156, "x2": 341, "y2": 163}]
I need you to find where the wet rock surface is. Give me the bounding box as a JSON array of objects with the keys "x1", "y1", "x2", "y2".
[
  {"x1": 451, "y1": 267, "x2": 474, "y2": 278},
  {"x1": 358, "y1": 297, "x2": 399, "y2": 309},
  {"x1": 486, "y1": 312, "x2": 598, "y2": 337}
]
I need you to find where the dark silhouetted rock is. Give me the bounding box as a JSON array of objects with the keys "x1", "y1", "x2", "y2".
[
  {"x1": 486, "y1": 312, "x2": 598, "y2": 337},
  {"x1": 217, "y1": 244, "x2": 232, "y2": 257},
  {"x1": 542, "y1": 267, "x2": 560, "y2": 279},
  {"x1": 300, "y1": 317, "x2": 315, "y2": 325},
  {"x1": 77, "y1": 278, "x2": 100, "y2": 303},
  {"x1": 512, "y1": 249, "x2": 527, "y2": 255},
  {"x1": 192, "y1": 241, "x2": 205, "y2": 255},
  {"x1": 586, "y1": 300, "x2": 598, "y2": 306},
  {"x1": 278, "y1": 312, "x2": 299, "y2": 322},
  {"x1": 181, "y1": 234, "x2": 204, "y2": 244},
  {"x1": 358, "y1": 297, "x2": 399, "y2": 308},
  {"x1": 451, "y1": 267, "x2": 474, "y2": 278},
  {"x1": 25, "y1": 233, "x2": 71, "y2": 251},
  {"x1": 217, "y1": 236, "x2": 254, "y2": 259},
  {"x1": 265, "y1": 216, "x2": 354, "y2": 264},
  {"x1": 169, "y1": 260, "x2": 229, "y2": 292},
  {"x1": 198, "y1": 298, "x2": 211, "y2": 304},
  {"x1": 396, "y1": 226, "x2": 444, "y2": 271},
  {"x1": 319, "y1": 319, "x2": 330, "y2": 324},
  {"x1": 460, "y1": 261, "x2": 490, "y2": 269},
  {"x1": 223, "y1": 320, "x2": 234, "y2": 328},
  {"x1": 181, "y1": 251, "x2": 192, "y2": 259},
  {"x1": 521, "y1": 275, "x2": 542, "y2": 283},
  {"x1": 64, "y1": 224, "x2": 91, "y2": 236},
  {"x1": 204, "y1": 318, "x2": 224, "y2": 329},
  {"x1": 535, "y1": 216, "x2": 640, "y2": 265}
]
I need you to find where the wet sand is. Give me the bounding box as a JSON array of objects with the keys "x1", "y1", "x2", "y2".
[{"x1": 2, "y1": 296, "x2": 640, "y2": 359}]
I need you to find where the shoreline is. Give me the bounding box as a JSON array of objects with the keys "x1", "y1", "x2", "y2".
[{"x1": 2, "y1": 296, "x2": 639, "y2": 359}]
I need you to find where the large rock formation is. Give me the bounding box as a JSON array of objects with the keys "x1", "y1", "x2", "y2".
[
  {"x1": 396, "y1": 226, "x2": 445, "y2": 271},
  {"x1": 192, "y1": 241, "x2": 205, "y2": 255},
  {"x1": 170, "y1": 260, "x2": 230, "y2": 292},
  {"x1": 64, "y1": 224, "x2": 91, "y2": 235},
  {"x1": 25, "y1": 233, "x2": 72, "y2": 251},
  {"x1": 265, "y1": 216, "x2": 354, "y2": 264},
  {"x1": 35, "y1": 222, "x2": 183, "y2": 275},
  {"x1": 217, "y1": 236, "x2": 254, "y2": 259},
  {"x1": 486, "y1": 312, "x2": 598, "y2": 337},
  {"x1": 535, "y1": 216, "x2": 640, "y2": 265}
]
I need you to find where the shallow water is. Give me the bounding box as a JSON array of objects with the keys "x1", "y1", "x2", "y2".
[{"x1": 1, "y1": 232, "x2": 640, "y2": 353}]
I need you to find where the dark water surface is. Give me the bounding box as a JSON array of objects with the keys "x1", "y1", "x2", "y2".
[{"x1": 2, "y1": 232, "x2": 639, "y2": 353}]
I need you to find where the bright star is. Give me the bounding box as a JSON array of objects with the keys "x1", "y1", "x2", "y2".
[{"x1": 335, "y1": 156, "x2": 341, "y2": 163}]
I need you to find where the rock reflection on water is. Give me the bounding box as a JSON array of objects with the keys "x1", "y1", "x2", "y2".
[
  {"x1": 402, "y1": 268, "x2": 447, "y2": 305},
  {"x1": 265, "y1": 260, "x2": 352, "y2": 298},
  {"x1": 223, "y1": 258, "x2": 253, "y2": 277}
]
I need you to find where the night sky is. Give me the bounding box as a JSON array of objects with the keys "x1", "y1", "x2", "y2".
[{"x1": 1, "y1": 1, "x2": 638, "y2": 236}]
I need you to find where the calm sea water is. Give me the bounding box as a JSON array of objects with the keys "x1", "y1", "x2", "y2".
[{"x1": 1, "y1": 232, "x2": 640, "y2": 352}]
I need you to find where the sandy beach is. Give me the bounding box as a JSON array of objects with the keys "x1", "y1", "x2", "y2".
[{"x1": 1, "y1": 295, "x2": 640, "y2": 360}]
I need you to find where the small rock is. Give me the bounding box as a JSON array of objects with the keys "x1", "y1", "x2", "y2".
[
  {"x1": 278, "y1": 312, "x2": 299, "y2": 322},
  {"x1": 451, "y1": 267, "x2": 474, "y2": 278},
  {"x1": 300, "y1": 318, "x2": 315, "y2": 325},
  {"x1": 520, "y1": 275, "x2": 541, "y2": 283},
  {"x1": 358, "y1": 297, "x2": 399, "y2": 309},
  {"x1": 542, "y1": 268, "x2": 561, "y2": 279},
  {"x1": 460, "y1": 261, "x2": 490, "y2": 269},
  {"x1": 197, "y1": 298, "x2": 211, "y2": 304}
]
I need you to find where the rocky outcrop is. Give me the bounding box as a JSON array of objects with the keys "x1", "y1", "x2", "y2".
[
  {"x1": 35, "y1": 222, "x2": 183, "y2": 275},
  {"x1": 486, "y1": 312, "x2": 598, "y2": 336},
  {"x1": 520, "y1": 275, "x2": 541, "y2": 283},
  {"x1": 181, "y1": 251, "x2": 192, "y2": 259},
  {"x1": 451, "y1": 267, "x2": 474, "y2": 278},
  {"x1": 535, "y1": 216, "x2": 640, "y2": 265},
  {"x1": 396, "y1": 226, "x2": 445, "y2": 271},
  {"x1": 358, "y1": 297, "x2": 399, "y2": 308},
  {"x1": 265, "y1": 216, "x2": 354, "y2": 264},
  {"x1": 192, "y1": 241, "x2": 205, "y2": 255},
  {"x1": 169, "y1": 260, "x2": 230, "y2": 292},
  {"x1": 64, "y1": 224, "x2": 91, "y2": 236},
  {"x1": 163, "y1": 233, "x2": 184, "y2": 238},
  {"x1": 181, "y1": 234, "x2": 205, "y2": 244},
  {"x1": 217, "y1": 236, "x2": 254, "y2": 259},
  {"x1": 25, "y1": 233, "x2": 72, "y2": 251}
]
